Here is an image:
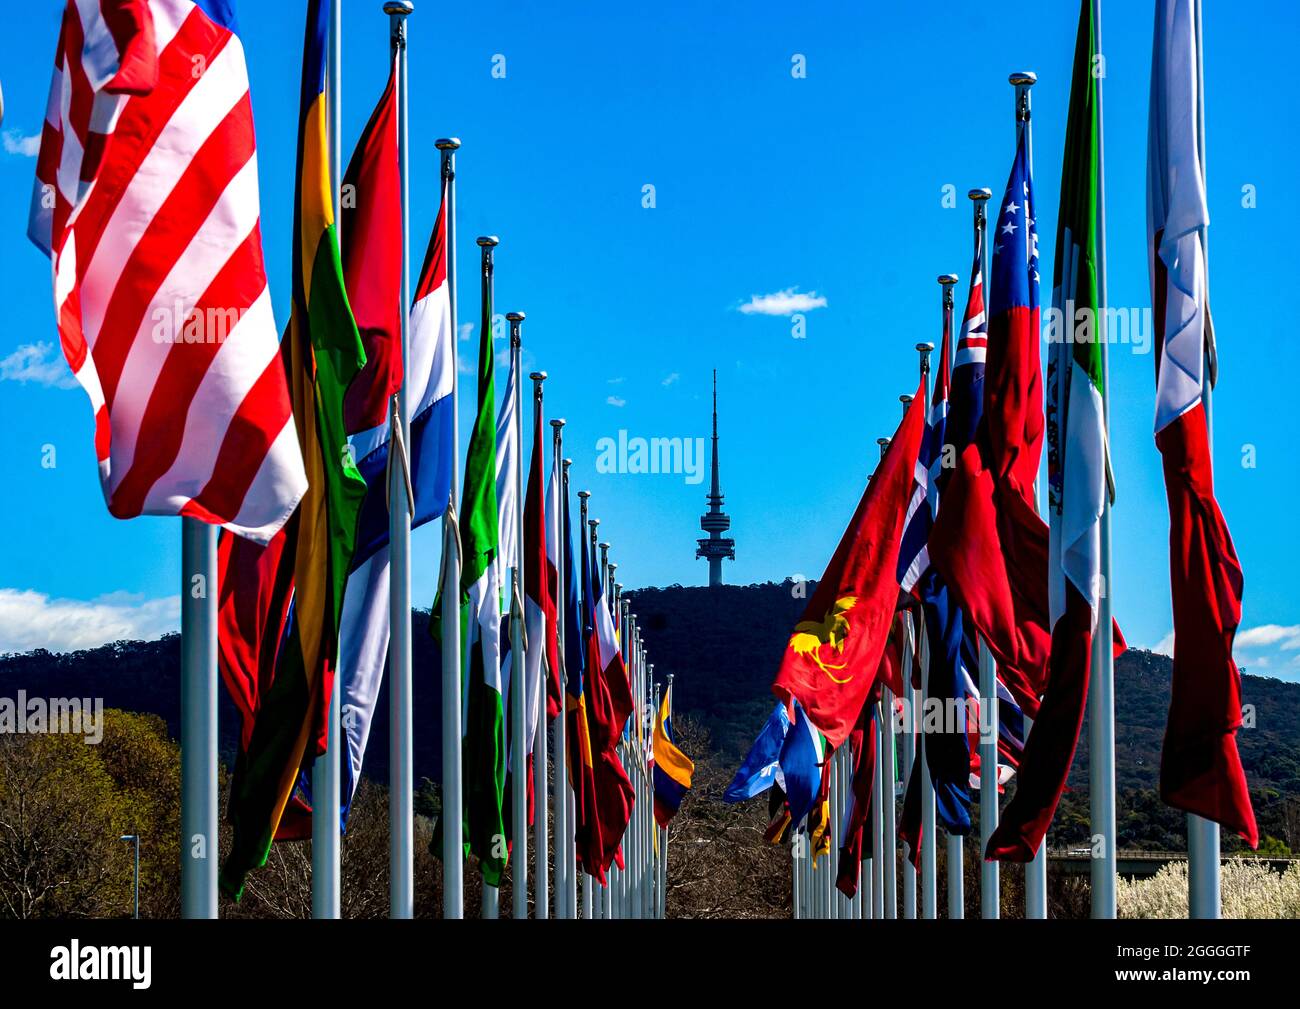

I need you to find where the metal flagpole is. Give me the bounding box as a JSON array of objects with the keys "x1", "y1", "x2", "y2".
[
  {"x1": 180, "y1": 518, "x2": 217, "y2": 919},
  {"x1": 477, "y1": 236, "x2": 501, "y2": 923},
  {"x1": 435, "y1": 137, "x2": 463, "y2": 919},
  {"x1": 901, "y1": 612, "x2": 917, "y2": 919},
  {"x1": 383, "y1": 0, "x2": 415, "y2": 924},
  {"x1": 507, "y1": 314, "x2": 528, "y2": 919},
  {"x1": 915, "y1": 340, "x2": 937, "y2": 919},
  {"x1": 530, "y1": 371, "x2": 549, "y2": 919},
  {"x1": 311, "y1": 0, "x2": 348, "y2": 921},
  {"x1": 551, "y1": 420, "x2": 569, "y2": 918},
  {"x1": 1009, "y1": 68, "x2": 1050, "y2": 920},
  {"x1": 937, "y1": 275, "x2": 966, "y2": 921},
  {"x1": 827, "y1": 747, "x2": 839, "y2": 920},
  {"x1": 660, "y1": 676, "x2": 670, "y2": 920},
  {"x1": 871, "y1": 721, "x2": 884, "y2": 918},
  {"x1": 964, "y1": 185, "x2": 1001, "y2": 921},
  {"x1": 1186, "y1": 0, "x2": 1220, "y2": 921},
  {"x1": 577, "y1": 491, "x2": 594, "y2": 918}
]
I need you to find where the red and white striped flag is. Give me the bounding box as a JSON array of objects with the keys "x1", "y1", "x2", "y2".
[{"x1": 29, "y1": 0, "x2": 305, "y2": 543}]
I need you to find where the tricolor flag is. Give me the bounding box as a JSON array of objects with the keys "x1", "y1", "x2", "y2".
[
  {"x1": 772, "y1": 381, "x2": 927, "y2": 749},
  {"x1": 29, "y1": 0, "x2": 305, "y2": 538},
  {"x1": 652, "y1": 681, "x2": 694, "y2": 827},
  {"x1": 1148, "y1": 0, "x2": 1256, "y2": 845},
  {"x1": 217, "y1": 0, "x2": 368, "y2": 895},
  {"x1": 990, "y1": 0, "x2": 1127, "y2": 862},
  {"x1": 332, "y1": 99, "x2": 455, "y2": 824},
  {"x1": 453, "y1": 242, "x2": 506, "y2": 885}
]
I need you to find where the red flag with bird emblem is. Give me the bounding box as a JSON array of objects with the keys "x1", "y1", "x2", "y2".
[{"x1": 772, "y1": 382, "x2": 926, "y2": 749}]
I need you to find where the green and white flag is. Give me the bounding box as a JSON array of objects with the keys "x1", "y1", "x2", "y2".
[
  {"x1": 1047, "y1": 0, "x2": 1111, "y2": 628},
  {"x1": 460, "y1": 264, "x2": 506, "y2": 885}
]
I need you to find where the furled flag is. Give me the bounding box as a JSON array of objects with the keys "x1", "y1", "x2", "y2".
[
  {"x1": 516, "y1": 373, "x2": 559, "y2": 828},
  {"x1": 582, "y1": 527, "x2": 636, "y2": 880},
  {"x1": 652, "y1": 681, "x2": 694, "y2": 827},
  {"x1": 217, "y1": 0, "x2": 368, "y2": 896},
  {"x1": 724, "y1": 702, "x2": 791, "y2": 802},
  {"x1": 897, "y1": 277, "x2": 972, "y2": 836},
  {"x1": 835, "y1": 688, "x2": 879, "y2": 899},
  {"x1": 990, "y1": 0, "x2": 1128, "y2": 862},
  {"x1": 772, "y1": 382, "x2": 927, "y2": 749},
  {"x1": 29, "y1": 0, "x2": 305, "y2": 539},
  {"x1": 1148, "y1": 0, "x2": 1256, "y2": 845},
  {"x1": 331, "y1": 113, "x2": 455, "y2": 824},
  {"x1": 926, "y1": 122, "x2": 1052, "y2": 722},
  {"x1": 562, "y1": 474, "x2": 599, "y2": 876},
  {"x1": 452, "y1": 240, "x2": 506, "y2": 885}
]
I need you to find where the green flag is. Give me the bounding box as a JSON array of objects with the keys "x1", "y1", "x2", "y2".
[
  {"x1": 459, "y1": 252, "x2": 506, "y2": 885},
  {"x1": 1046, "y1": 0, "x2": 1110, "y2": 623}
]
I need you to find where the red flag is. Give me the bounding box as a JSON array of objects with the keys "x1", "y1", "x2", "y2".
[
  {"x1": 772, "y1": 382, "x2": 926, "y2": 748},
  {"x1": 340, "y1": 58, "x2": 402, "y2": 435},
  {"x1": 1148, "y1": 0, "x2": 1256, "y2": 847},
  {"x1": 836, "y1": 685, "x2": 880, "y2": 898}
]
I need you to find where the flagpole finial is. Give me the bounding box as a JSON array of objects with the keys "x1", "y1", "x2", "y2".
[
  {"x1": 900, "y1": 393, "x2": 913, "y2": 418},
  {"x1": 877, "y1": 436, "x2": 891, "y2": 459},
  {"x1": 916, "y1": 341, "x2": 933, "y2": 379},
  {"x1": 1010, "y1": 71, "x2": 1036, "y2": 123},
  {"x1": 551, "y1": 418, "x2": 565, "y2": 429},
  {"x1": 476, "y1": 235, "x2": 499, "y2": 248},
  {"x1": 938, "y1": 273, "x2": 958, "y2": 287},
  {"x1": 578, "y1": 490, "x2": 590, "y2": 500},
  {"x1": 530, "y1": 371, "x2": 546, "y2": 382},
  {"x1": 383, "y1": 1, "x2": 414, "y2": 13},
  {"x1": 435, "y1": 137, "x2": 461, "y2": 151},
  {"x1": 968, "y1": 187, "x2": 992, "y2": 202},
  {"x1": 564, "y1": 458, "x2": 573, "y2": 470}
]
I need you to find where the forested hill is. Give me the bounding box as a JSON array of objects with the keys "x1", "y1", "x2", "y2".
[
  {"x1": 625, "y1": 581, "x2": 1300, "y2": 851},
  {"x1": 4, "y1": 581, "x2": 1299, "y2": 849}
]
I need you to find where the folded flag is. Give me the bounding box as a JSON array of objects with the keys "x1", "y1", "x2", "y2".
[
  {"x1": 1148, "y1": 0, "x2": 1256, "y2": 846},
  {"x1": 652, "y1": 681, "x2": 694, "y2": 827},
  {"x1": 30, "y1": 0, "x2": 306, "y2": 540},
  {"x1": 217, "y1": 0, "x2": 367, "y2": 896},
  {"x1": 724, "y1": 702, "x2": 791, "y2": 802},
  {"x1": 772, "y1": 383, "x2": 927, "y2": 749}
]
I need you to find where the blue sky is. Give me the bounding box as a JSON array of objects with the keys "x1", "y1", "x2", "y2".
[{"x1": 1, "y1": 1, "x2": 1297, "y2": 680}]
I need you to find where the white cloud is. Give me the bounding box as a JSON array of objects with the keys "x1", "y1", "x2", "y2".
[
  {"x1": 2, "y1": 130, "x2": 41, "y2": 157},
  {"x1": 1235, "y1": 624, "x2": 1300, "y2": 650},
  {"x1": 606, "y1": 395, "x2": 626, "y2": 408},
  {"x1": 1152, "y1": 630, "x2": 1175, "y2": 656},
  {"x1": 737, "y1": 286, "x2": 828, "y2": 317},
  {"x1": 0, "y1": 589, "x2": 180, "y2": 654},
  {"x1": 661, "y1": 372, "x2": 680, "y2": 387},
  {"x1": 607, "y1": 376, "x2": 625, "y2": 385},
  {"x1": 0, "y1": 342, "x2": 77, "y2": 389},
  {"x1": 458, "y1": 322, "x2": 474, "y2": 342}
]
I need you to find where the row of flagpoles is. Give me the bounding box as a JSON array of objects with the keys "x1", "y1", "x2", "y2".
[
  {"x1": 731, "y1": 0, "x2": 1247, "y2": 920},
  {"x1": 161, "y1": 0, "x2": 693, "y2": 918}
]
